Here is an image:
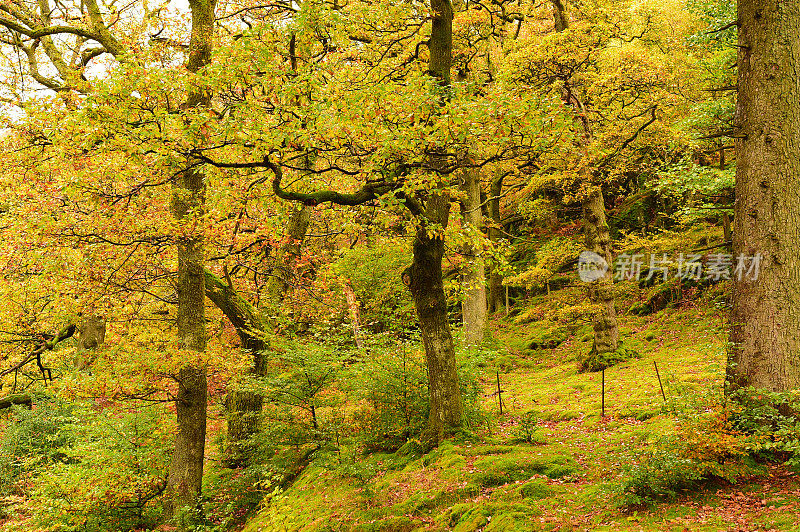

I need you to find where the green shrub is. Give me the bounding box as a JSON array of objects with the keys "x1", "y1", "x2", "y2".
[
  {"x1": 0, "y1": 394, "x2": 78, "y2": 495},
  {"x1": 347, "y1": 340, "x2": 429, "y2": 452},
  {"x1": 332, "y1": 240, "x2": 415, "y2": 334},
  {"x1": 730, "y1": 387, "x2": 800, "y2": 467},
  {"x1": 613, "y1": 369, "x2": 759, "y2": 507},
  {"x1": 614, "y1": 441, "x2": 705, "y2": 506},
  {"x1": 512, "y1": 411, "x2": 540, "y2": 444},
  {"x1": 21, "y1": 404, "x2": 171, "y2": 532}
]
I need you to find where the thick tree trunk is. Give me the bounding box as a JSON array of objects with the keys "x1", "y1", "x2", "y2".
[
  {"x1": 461, "y1": 168, "x2": 487, "y2": 346},
  {"x1": 404, "y1": 0, "x2": 462, "y2": 446},
  {"x1": 165, "y1": 364, "x2": 207, "y2": 518},
  {"x1": 405, "y1": 194, "x2": 463, "y2": 446},
  {"x1": 728, "y1": 0, "x2": 800, "y2": 393},
  {"x1": 487, "y1": 173, "x2": 505, "y2": 313},
  {"x1": 583, "y1": 187, "x2": 619, "y2": 355},
  {"x1": 164, "y1": 0, "x2": 216, "y2": 519},
  {"x1": 75, "y1": 315, "x2": 105, "y2": 370},
  {"x1": 165, "y1": 173, "x2": 208, "y2": 516}
]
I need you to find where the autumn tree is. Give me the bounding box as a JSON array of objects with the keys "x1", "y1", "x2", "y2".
[
  {"x1": 186, "y1": 0, "x2": 551, "y2": 445},
  {"x1": 505, "y1": 0, "x2": 674, "y2": 363},
  {"x1": 0, "y1": 0, "x2": 223, "y2": 517},
  {"x1": 727, "y1": 0, "x2": 800, "y2": 393}
]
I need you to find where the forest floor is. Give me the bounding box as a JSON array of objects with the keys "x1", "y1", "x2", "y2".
[{"x1": 240, "y1": 265, "x2": 800, "y2": 531}]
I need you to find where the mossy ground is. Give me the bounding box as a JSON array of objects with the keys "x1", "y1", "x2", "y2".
[{"x1": 241, "y1": 230, "x2": 800, "y2": 531}]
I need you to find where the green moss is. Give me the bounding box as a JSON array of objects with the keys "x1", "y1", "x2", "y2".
[
  {"x1": 451, "y1": 505, "x2": 491, "y2": 531},
  {"x1": 421, "y1": 441, "x2": 457, "y2": 467},
  {"x1": 519, "y1": 478, "x2": 552, "y2": 500},
  {"x1": 471, "y1": 453, "x2": 579, "y2": 487},
  {"x1": 484, "y1": 511, "x2": 529, "y2": 531},
  {"x1": 578, "y1": 344, "x2": 641, "y2": 373},
  {"x1": 510, "y1": 325, "x2": 573, "y2": 353},
  {"x1": 352, "y1": 516, "x2": 417, "y2": 531},
  {"x1": 465, "y1": 445, "x2": 514, "y2": 456},
  {"x1": 495, "y1": 354, "x2": 517, "y2": 372}
]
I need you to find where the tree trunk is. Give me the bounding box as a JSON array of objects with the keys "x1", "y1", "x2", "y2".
[
  {"x1": 405, "y1": 0, "x2": 462, "y2": 446},
  {"x1": 550, "y1": 0, "x2": 619, "y2": 356},
  {"x1": 264, "y1": 205, "x2": 310, "y2": 302},
  {"x1": 205, "y1": 206, "x2": 309, "y2": 468},
  {"x1": 164, "y1": 0, "x2": 216, "y2": 519},
  {"x1": 164, "y1": 365, "x2": 207, "y2": 518},
  {"x1": 728, "y1": 0, "x2": 800, "y2": 393},
  {"x1": 75, "y1": 315, "x2": 105, "y2": 370},
  {"x1": 205, "y1": 271, "x2": 268, "y2": 363},
  {"x1": 488, "y1": 172, "x2": 505, "y2": 313},
  {"x1": 165, "y1": 170, "x2": 208, "y2": 516},
  {"x1": 583, "y1": 187, "x2": 619, "y2": 355},
  {"x1": 204, "y1": 270, "x2": 267, "y2": 467},
  {"x1": 342, "y1": 281, "x2": 364, "y2": 349},
  {"x1": 461, "y1": 167, "x2": 487, "y2": 346},
  {"x1": 405, "y1": 194, "x2": 463, "y2": 446}
]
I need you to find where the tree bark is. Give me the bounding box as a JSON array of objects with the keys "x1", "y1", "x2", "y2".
[
  {"x1": 461, "y1": 167, "x2": 487, "y2": 346},
  {"x1": 0, "y1": 394, "x2": 32, "y2": 410},
  {"x1": 75, "y1": 315, "x2": 105, "y2": 370},
  {"x1": 164, "y1": 0, "x2": 216, "y2": 519},
  {"x1": 165, "y1": 178, "x2": 208, "y2": 516},
  {"x1": 405, "y1": 194, "x2": 463, "y2": 446},
  {"x1": 551, "y1": 0, "x2": 569, "y2": 32},
  {"x1": 728, "y1": 0, "x2": 800, "y2": 393},
  {"x1": 205, "y1": 270, "x2": 268, "y2": 368},
  {"x1": 488, "y1": 172, "x2": 505, "y2": 313},
  {"x1": 583, "y1": 187, "x2": 619, "y2": 354},
  {"x1": 403, "y1": 0, "x2": 463, "y2": 446},
  {"x1": 205, "y1": 206, "x2": 310, "y2": 466}
]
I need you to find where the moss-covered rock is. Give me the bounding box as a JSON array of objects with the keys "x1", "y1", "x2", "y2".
[
  {"x1": 577, "y1": 343, "x2": 641, "y2": 373},
  {"x1": 352, "y1": 515, "x2": 418, "y2": 531},
  {"x1": 518, "y1": 478, "x2": 552, "y2": 500},
  {"x1": 470, "y1": 453, "x2": 579, "y2": 487},
  {"x1": 449, "y1": 504, "x2": 491, "y2": 531}
]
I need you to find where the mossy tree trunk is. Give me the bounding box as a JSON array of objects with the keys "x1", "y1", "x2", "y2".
[
  {"x1": 550, "y1": 0, "x2": 619, "y2": 357},
  {"x1": 204, "y1": 270, "x2": 267, "y2": 467},
  {"x1": 461, "y1": 167, "x2": 487, "y2": 346},
  {"x1": 583, "y1": 187, "x2": 619, "y2": 355},
  {"x1": 205, "y1": 204, "x2": 310, "y2": 467},
  {"x1": 406, "y1": 194, "x2": 463, "y2": 446},
  {"x1": 487, "y1": 172, "x2": 505, "y2": 313},
  {"x1": 267, "y1": 0, "x2": 464, "y2": 447},
  {"x1": 411, "y1": 0, "x2": 463, "y2": 445},
  {"x1": 728, "y1": 0, "x2": 800, "y2": 393},
  {"x1": 164, "y1": 0, "x2": 216, "y2": 519},
  {"x1": 264, "y1": 205, "x2": 311, "y2": 302}
]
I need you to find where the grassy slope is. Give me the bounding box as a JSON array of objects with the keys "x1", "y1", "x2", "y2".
[{"x1": 242, "y1": 237, "x2": 800, "y2": 532}]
